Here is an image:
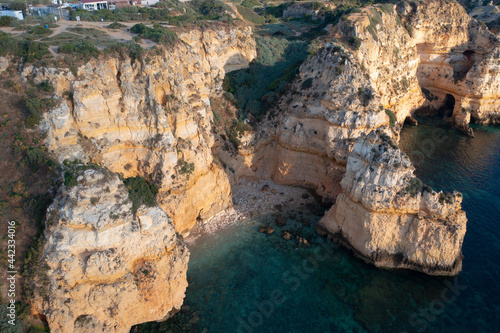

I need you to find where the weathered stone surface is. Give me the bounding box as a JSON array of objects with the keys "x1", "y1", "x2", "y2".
[
  {"x1": 330, "y1": 0, "x2": 500, "y2": 127},
  {"x1": 224, "y1": 43, "x2": 391, "y2": 200},
  {"x1": 0, "y1": 56, "x2": 8, "y2": 73},
  {"x1": 34, "y1": 168, "x2": 189, "y2": 333},
  {"x1": 25, "y1": 24, "x2": 256, "y2": 235},
  {"x1": 317, "y1": 132, "x2": 467, "y2": 275}
]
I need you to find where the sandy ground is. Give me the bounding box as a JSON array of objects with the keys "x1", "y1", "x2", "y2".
[
  {"x1": 0, "y1": 19, "x2": 159, "y2": 49},
  {"x1": 185, "y1": 178, "x2": 325, "y2": 244}
]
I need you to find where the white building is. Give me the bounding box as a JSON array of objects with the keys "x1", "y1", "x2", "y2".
[
  {"x1": 0, "y1": 10, "x2": 24, "y2": 20},
  {"x1": 139, "y1": 0, "x2": 160, "y2": 6},
  {"x1": 79, "y1": 0, "x2": 108, "y2": 10}
]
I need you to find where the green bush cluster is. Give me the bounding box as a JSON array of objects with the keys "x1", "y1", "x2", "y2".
[
  {"x1": 130, "y1": 23, "x2": 178, "y2": 46},
  {"x1": 123, "y1": 176, "x2": 159, "y2": 214},
  {"x1": 237, "y1": 5, "x2": 266, "y2": 24},
  {"x1": 24, "y1": 147, "x2": 47, "y2": 173},
  {"x1": 192, "y1": 0, "x2": 227, "y2": 18},
  {"x1": 21, "y1": 236, "x2": 50, "y2": 299},
  {"x1": 301, "y1": 78, "x2": 314, "y2": 90},
  {"x1": 37, "y1": 79, "x2": 54, "y2": 93},
  {"x1": 223, "y1": 37, "x2": 308, "y2": 119},
  {"x1": 177, "y1": 159, "x2": 195, "y2": 175},
  {"x1": 24, "y1": 96, "x2": 55, "y2": 128},
  {"x1": 348, "y1": 36, "x2": 362, "y2": 50},
  {"x1": 29, "y1": 25, "x2": 52, "y2": 36},
  {"x1": 58, "y1": 40, "x2": 100, "y2": 60},
  {"x1": 63, "y1": 161, "x2": 102, "y2": 189},
  {"x1": 104, "y1": 42, "x2": 145, "y2": 63},
  {"x1": 406, "y1": 177, "x2": 423, "y2": 197},
  {"x1": 107, "y1": 22, "x2": 127, "y2": 29},
  {"x1": 67, "y1": 0, "x2": 229, "y2": 24},
  {"x1": 0, "y1": 15, "x2": 17, "y2": 27},
  {"x1": 385, "y1": 109, "x2": 397, "y2": 128},
  {"x1": 21, "y1": 193, "x2": 54, "y2": 300},
  {"x1": 0, "y1": 32, "x2": 51, "y2": 62}
]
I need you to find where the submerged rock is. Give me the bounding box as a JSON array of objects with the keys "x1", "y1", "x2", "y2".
[
  {"x1": 259, "y1": 226, "x2": 275, "y2": 234},
  {"x1": 295, "y1": 235, "x2": 310, "y2": 246},
  {"x1": 282, "y1": 230, "x2": 292, "y2": 240},
  {"x1": 275, "y1": 215, "x2": 287, "y2": 226}
]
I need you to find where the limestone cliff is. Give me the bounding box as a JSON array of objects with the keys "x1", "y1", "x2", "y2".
[
  {"x1": 330, "y1": 0, "x2": 500, "y2": 133},
  {"x1": 224, "y1": 0, "x2": 474, "y2": 275},
  {"x1": 34, "y1": 167, "x2": 189, "y2": 333},
  {"x1": 222, "y1": 43, "x2": 391, "y2": 200},
  {"x1": 316, "y1": 132, "x2": 467, "y2": 275},
  {"x1": 25, "y1": 24, "x2": 256, "y2": 235}
]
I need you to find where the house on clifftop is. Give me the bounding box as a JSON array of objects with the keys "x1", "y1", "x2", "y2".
[{"x1": 79, "y1": 0, "x2": 108, "y2": 10}]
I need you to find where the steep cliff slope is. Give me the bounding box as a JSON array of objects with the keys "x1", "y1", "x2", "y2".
[
  {"x1": 316, "y1": 132, "x2": 467, "y2": 275},
  {"x1": 227, "y1": 0, "x2": 473, "y2": 275},
  {"x1": 330, "y1": 0, "x2": 500, "y2": 134},
  {"x1": 26, "y1": 24, "x2": 256, "y2": 235},
  {"x1": 221, "y1": 43, "x2": 391, "y2": 200},
  {"x1": 33, "y1": 167, "x2": 189, "y2": 333}
]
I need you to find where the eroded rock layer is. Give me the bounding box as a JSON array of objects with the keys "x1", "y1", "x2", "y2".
[
  {"x1": 316, "y1": 132, "x2": 467, "y2": 275},
  {"x1": 231, "y1": 0, "x2": 473, "y2": 275},
  {"x1": 224, "y1": 43, "x2": 392, "y2": 200},
  {"x1": 331, "y1": 0, "x2": 500, "y2": 133},
  {"x1": 34, "y1": 168, "x2": 189, "y2": 333},
  {"x1": 26, "y1": 24, "x2": 256, "y2": 235}
]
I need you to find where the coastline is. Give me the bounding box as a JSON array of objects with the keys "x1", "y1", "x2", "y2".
[{"x1": 185, "y1": 178, "x2": 326, "y2": 245}]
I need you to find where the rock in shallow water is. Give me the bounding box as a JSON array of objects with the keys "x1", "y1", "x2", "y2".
[{"x1": 259, "y1": 226, "x2": 275, "y2": 234}]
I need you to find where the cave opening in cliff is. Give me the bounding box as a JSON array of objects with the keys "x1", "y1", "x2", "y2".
[
  {"x1": 34, "y1": 313, "x2": 49, "y2": 329},
  {"x1": 453, "y1": 50, "x2": 476, "y2": 80},
  {"x1": 437, "y1": 94, "x2": 455, "y2": 118},
  {"x1": 470, "y1": 114, "x2": 479, "y2": 124}
]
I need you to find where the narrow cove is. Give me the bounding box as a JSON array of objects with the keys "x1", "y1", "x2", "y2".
[{"x1": 133, "y1": 119, "x2": 500, "y2": 332}]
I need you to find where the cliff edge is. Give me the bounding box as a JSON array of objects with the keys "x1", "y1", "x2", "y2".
[{"x1": 32, "y1": 167, "x2": 189, "y2": 332}]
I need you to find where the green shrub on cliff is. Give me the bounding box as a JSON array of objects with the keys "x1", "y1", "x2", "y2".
[
  {"x1": 385, "y1": 109, "x2": 397, "y2": 128},
  {"x1": 24, "y1": 96, "x2": 56, "y2": 128},
  {"x1": 123, "y1": 176, "x2": 159, "y2": 214},
  {"x1": 223, "y1": 37, "x2": 309, "y2": 119},
  {"x1": 0, "y1": 32, "x2": 51, "y2": 62},
  {"x1": 406, "y1": 177, "x2": 423, "y2": 197},
  {"x1": 348, "y1": 36, "x2": 362, "y2": 50},
  {"x1": 130, "y1": 23, "x2": 178, "y2": 46},
  {"x1": 236, "y1": 5, "x2": 266, "y2": 24}
]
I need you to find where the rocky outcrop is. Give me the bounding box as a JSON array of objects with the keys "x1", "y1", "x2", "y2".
[
  {"x1": 0, "y1": 56, "x2": 8, "y2": 73},
  {"x1": 316, "y1": 132, "x2": 467, "y2": 275},
  {"x1": 282, "y1": 3, "x2": 322, "y2": 20},
  {"x1": 25, "y1": 24, "x2": 256, "y2": 235},
  {"x1": 33, "y1": 167, "x2": 189, "y2": 333},
  {"x1": 222, "y1": 43, "x2": 392, "y2": 200},
  {"x1": 225, "y1": 1, "x2": 472, "y2": 275},
  {"x1": 330, "y1": 0, "x2": 500, "y2": 131}
]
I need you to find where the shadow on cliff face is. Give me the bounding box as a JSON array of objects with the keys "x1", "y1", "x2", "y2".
[
  {"x1": 222, "y1": 37, "x2": 310, "y2": 122},
  {"x1": 414, "y1": 16, "x2": 497, "y2": 123}
]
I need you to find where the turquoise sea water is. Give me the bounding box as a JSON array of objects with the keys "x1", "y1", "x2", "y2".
[{"x1": 134, "y1": 118, "x2": 500, "y2": 333}]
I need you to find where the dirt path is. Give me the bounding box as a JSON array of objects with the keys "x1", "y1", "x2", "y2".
[{"x1": 0, "y1": 19, "x2": 159, "y2": 49}]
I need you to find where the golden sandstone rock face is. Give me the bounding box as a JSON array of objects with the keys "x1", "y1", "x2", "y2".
[
  {"x1": 227, "y1": 43, "x2": 392, "y2": 200},
  {"x1": 233, "y1": 0, "x2": 474, "y2": 275},
  {"x1": 34, "y1": 168, "x2": 189, "y2": 333},
  {"x1": 332, "y1": 0, "x2": 500, "y2": 131},
  {"x1": 29, "y1": 8, "x2": 493, "y2": 329},
  {"x1": 316, "y1": 133, "x2": 467, "y2": 275},
  {"x1": 25, "y1": 25, "x2": 256, "y2": 235}
]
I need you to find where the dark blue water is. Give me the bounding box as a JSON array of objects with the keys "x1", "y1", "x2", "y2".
[{"x1": 133, "y1": 118, "x2": 500, "y2": 333}]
